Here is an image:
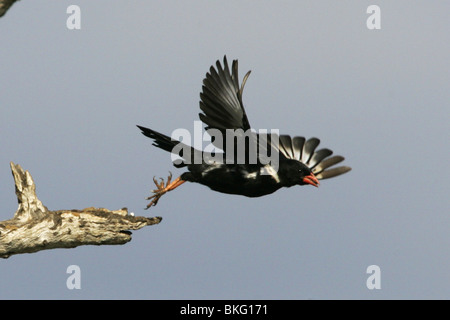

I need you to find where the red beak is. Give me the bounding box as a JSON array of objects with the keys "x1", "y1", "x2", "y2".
[{"x1": 303, "y1": 173, "x2": 320, "y2": 187}]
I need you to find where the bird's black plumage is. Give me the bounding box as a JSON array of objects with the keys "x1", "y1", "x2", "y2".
[{"x1": 137, "y1": 56, "x2": 351, "y2": 207}]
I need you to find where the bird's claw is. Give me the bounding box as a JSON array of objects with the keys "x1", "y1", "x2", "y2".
[{"x1": 145, "y1": 172, "x2": 172, "y2": 209}]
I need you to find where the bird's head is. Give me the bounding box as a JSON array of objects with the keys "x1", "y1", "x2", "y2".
[
  {"x1": 280, "y1": 160, "x2": 320, "y2": 188},
  {"x1": 297, "y1": 162, "x2": 320, "y2": 188}
]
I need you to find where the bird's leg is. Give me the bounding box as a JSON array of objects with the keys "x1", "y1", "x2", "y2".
[{"x1": 145, "y1": 172, "x2": 186, "y2": 209}]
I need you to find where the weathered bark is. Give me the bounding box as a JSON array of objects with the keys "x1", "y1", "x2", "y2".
[
  {"x1": 0, "y1": 162, "x2": 162, "y2": 259},
  {"x1": 0, "y1": 0, "x2": 19, "y2": 18}
]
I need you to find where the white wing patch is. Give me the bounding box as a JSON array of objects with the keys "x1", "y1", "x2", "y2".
[
  {"x1": 245, "y1": 171, "x2": 258, "y2": 179},
  {"x1": 201, "y1": 164, "x2": 221, "y2": 177},
  {"x1": 259, "y1": 165, "x2": 280, "y2": 183}
]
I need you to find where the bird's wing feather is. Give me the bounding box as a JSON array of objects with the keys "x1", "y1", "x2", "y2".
[
  {"x1": 278, "y1": 134, "x2": 351, "y2": 180},
  {"x1": 199, "y1": 56, "x2": 251, "y2": 132}
]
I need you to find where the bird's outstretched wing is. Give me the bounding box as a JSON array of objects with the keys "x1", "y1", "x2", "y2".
[
  {"x1": 278, "y1": 135, "x2": 351, "y2": 179},
  {"x1": 199, "y1": 56, "x2": 251, "y2": 132},
  {"x1": 199, "y1": 57, "x2": 288, "y2": 164}
]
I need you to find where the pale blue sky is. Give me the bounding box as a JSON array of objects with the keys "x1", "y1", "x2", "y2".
[{"x1": 1, "y1": 1, "x2": 448, "y2": 299}]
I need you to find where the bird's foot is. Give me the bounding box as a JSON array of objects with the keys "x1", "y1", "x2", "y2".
[{"x1": 145, "y1": 172, "x2": 185, "y2": 209}]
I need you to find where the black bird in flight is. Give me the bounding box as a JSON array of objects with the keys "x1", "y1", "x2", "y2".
[{"x1": 137, "y1": 56, "x2": 351, "y2": 208}]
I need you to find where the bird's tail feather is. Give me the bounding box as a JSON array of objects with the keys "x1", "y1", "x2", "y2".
[{"x1": 137, "y1": 125, "x2": 201, "y2": 168}]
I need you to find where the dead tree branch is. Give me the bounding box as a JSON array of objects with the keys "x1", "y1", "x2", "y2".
[
  {"x1": 0, "y1": 162, "x2": 162, "y2": 259},
  {"x1": 0, "y1": 0, "x2": 19, "y2": 18}
]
